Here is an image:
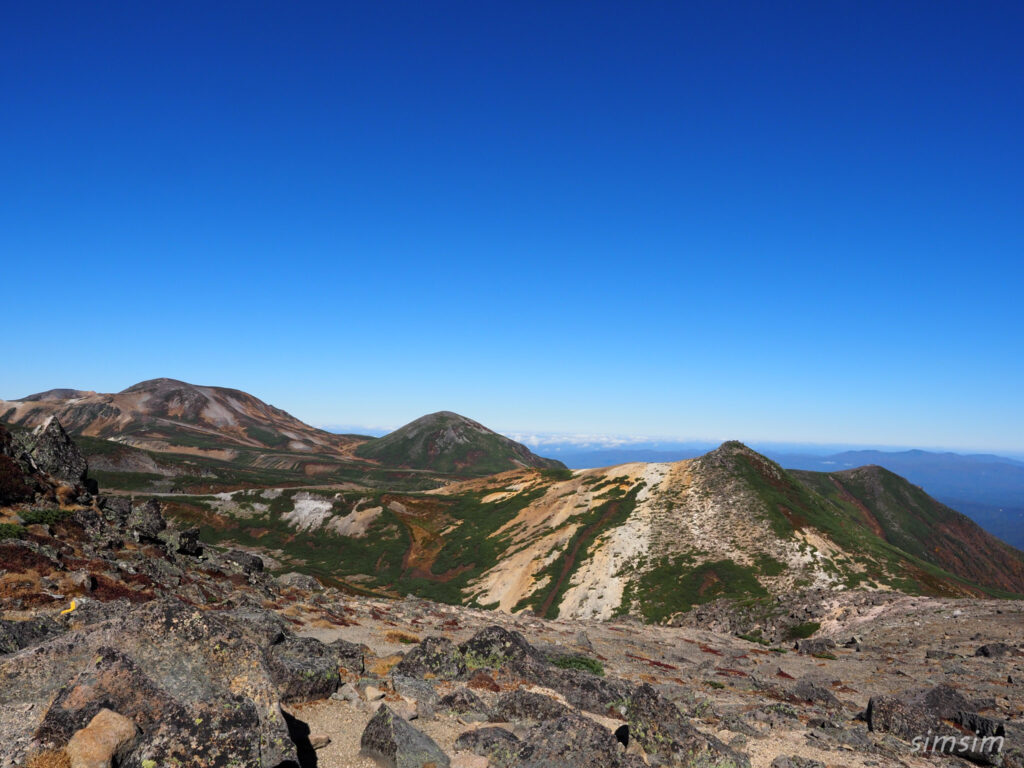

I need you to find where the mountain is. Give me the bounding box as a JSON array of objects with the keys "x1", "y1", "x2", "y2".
[
  {"x1": 555, "y1": 445, "x2": 1024, "y2": 549},
  {"x1": 170, "y1": 440, "x2": 1024, "y2": 624},
  {"x1": 355, "y1": 410, "x2": 567, "y2": 476},
  {"x1": 0, "y1": 381, "x2": 567, "y2": 491},
  {"x1": 0, "y1": 378, "x2": 357, "y2": 456}
]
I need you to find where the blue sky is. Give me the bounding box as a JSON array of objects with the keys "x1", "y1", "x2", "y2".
[{"x1": 2, "y1": 2, "x2": 1022, "y2": 451}]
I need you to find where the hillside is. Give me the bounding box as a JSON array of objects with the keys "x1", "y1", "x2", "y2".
[
  {"x1": 166, "y1": 441, "x2": 1024, "y2": 625},
  {"x1": 1, "y1": 382, "x2": 567, "y2": 491},
  {"x1": 355, "y1": 410, "x2": 567, "y2": 476},
  {"x1": 0, "y1": 378, "x2": 358, "y2": 456}
]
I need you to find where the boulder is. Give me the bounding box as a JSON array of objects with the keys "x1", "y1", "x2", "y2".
[
  {"x1": 265, "y1": 636, "x2": 343, "y2": 702},
  {"x1": 626, "y1": 683, "x2": 750, "y2": 768},
  {"x1": 976, "y1": 643, "x2": 1013, "y2": 658},
  {"x1": 489, "y1": 689, "x2": 570, "y2": 724},
  {"x1": 459, "y1": 625, "x2": 546, "y2": 670},
  {"x1": 360, "y1": 704, "x2": 450, "y2": 768},
  {"x1": 278, "y1": 572, "x2": 322, "y2": 591},
  {"x1": 791, "y1": 678, "x2": 842, "y2": 709},
  {"x1": 794, "y1": 638, "x2": 836, "y2": 656},
  {"x1": 866, "y1": 684, "x2": 973, "y2": 739},
  {"x1": 512, "y1": 713, "x2": 634, "y2": 768},
  {"x1": 65, "y1": 708, "x2": 137, "y2": 768},
  {"x1": 394, "y1": 636, "x2": 467, "y2": 680},
  {"x1": 175, "y1": 527, "x2": 203, "y2": 557},
  {"x1": 127, "y1": 499, "x2": 166, "y2": 542},
  {"x1": 19, "y1": 417, "x2": 88, "y2": 486},
  {"x1": 0, "y1": 599, "x2": 298, "y2": 767},
  {"x1": 222, "y1": 549, "x2": 264, "y2": 574},
  {"x1": 439, "y1": 688, "x2": 489, "y2": 720},
  {"x1": 454, "y1": 726, "x2": 521, "y2": 768}
]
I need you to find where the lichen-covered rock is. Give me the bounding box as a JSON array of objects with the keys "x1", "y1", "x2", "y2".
[
  {"x1": 265, "y1": 636, "x2": 342, "y2": 702},
  {"x1": 454, "y1": 726, "x2": 520, "y2": 768},
  {"x1": 626, "y1": 683, "x2": 749, "y2": 768},
  {"x1": 19, "y1": 417, "x2": 89, "y2": 486},
  {"x1": 127, "y1": 499, "x2": 166, "y2": 542},
  {"x1": 0, "y1": 599, "x2": 298, "y2": 767},
  {"x1": 0, "y1": 616, "x2": 64, "y2": 655},
  {"x1": 520, "y1": 660, "x2": 633, "y2": 716},
  {"x1": 489, "y1": 689, "x2": 570, "y2": 724},
  {"x1": 360, "y1": 704, "x2": 450, "y2": 768},
  {"x1": 459, "y1": 625, "x2": 545, "y2": 671},
  {"x1": 394, "y1": 636, "x2": 467, "y2": 680},
  {"x1": 278, "y1": 571, "x2": 322, "y2": 591},
  {"x1": 866, "y1": 684, "x2": 972, "y2": 739},
  {"x1": 511, "y1": 713, "x2": 633, "y2": 768},
  {"x1": 438, "y1": 688, "x2": 488, "y2": 720},
  {"x1": 794, "y1": 638, "x2": 836, "y2": 655}
]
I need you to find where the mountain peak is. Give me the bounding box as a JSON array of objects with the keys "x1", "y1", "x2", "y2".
[{"x1": 355, "y1": 410, "x2": 565, "y2": 476}]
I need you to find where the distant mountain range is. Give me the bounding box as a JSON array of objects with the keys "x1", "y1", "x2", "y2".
[
  {"x1": 2, "y1": 378, "x2": 1023, "y2": 619},
  {"x1": 0, "y1": 380, "x2": 563, "y2": 490}
]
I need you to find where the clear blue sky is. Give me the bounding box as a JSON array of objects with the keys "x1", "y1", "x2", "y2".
[{"x1": 2, "y1": 2, "x2": 1022, "y2": 451}]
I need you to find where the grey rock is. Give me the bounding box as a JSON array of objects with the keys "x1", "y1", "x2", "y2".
[
  {"x1": 127, "y1": 498, "x2": 166, "y2": 541},
  {"x1": 18, "y1": 417, "x2": 88, "y2": 486},
  {"x1": 512, "y1": 713, "x2": 633, "y2": 768},
  {"x1": 438, "y1": 688, "x2": 488, "y2": 720},
  {"x1": 454, "y1": 726, "x2": 521, "y2": 768},
  {"x1": 278, "y1": 571, "x2": 322, "y2": 591},
  {"x1": 265, "y1": 636, "x2": 342, "y2": 702},
  {"x1": 360, "y1": 704, "x2": 450, "y2": 768},
  {"x1": 976, "y1": 643, "x2": 1013, "y2": 658},
  {"x1": 222, "y1": 549, "x2": 264, "y2": 574},
  {"x1": 394, "y1": 636, "x2": 467, "y2": 680},
  {"x1": 626, "y1": 683, "x2": 750, "y2": 768},
  {"x1": 490, "y1": 689, "x2": 570, "y2": 724}
]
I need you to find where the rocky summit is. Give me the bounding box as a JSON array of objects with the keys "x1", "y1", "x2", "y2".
[{"x1": 1, "y1": 421, "x2": 1022, "y2": 768}]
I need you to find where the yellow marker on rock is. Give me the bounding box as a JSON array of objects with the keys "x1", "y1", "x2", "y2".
[{"x1": 60, "y1": 600, "x2": 77, "y2": 615}]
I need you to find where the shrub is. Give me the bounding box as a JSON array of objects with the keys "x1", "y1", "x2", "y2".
[
  {"x1": 551, "y1": 655, "x2": 605, "y2": 676},
  {"x1": 0, "y1": 523, "x2": 23, "y2": 540},
  {"x1": 21, "y1": 508, "x2": 73, "y2": 526},
  {"x1": 786, "y1": 621, "x2": 821, "y2": 640}
]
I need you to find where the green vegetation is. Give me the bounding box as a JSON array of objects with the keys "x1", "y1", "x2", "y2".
[
  {"x1": 625, "y1": 558, "x2": 769, "y2": 623},
  {"x1": 20, "y1": 508, "x2": 73, "y2": 526},
  {"x1": 354, "y1": 411, "x2": 565, "y2": 476},
  {"x1": 0, "y1": 523, "x2": 23, "y2": 540},
  {"x1": 244, "y1": 425, "x2": 288, "y2": 447},
  {"x1": 786, "y1": 621, "x2": 820, "y2": 640},
  {"x1": 551, "y1": 655, "x2": 605, "y2": 676}
]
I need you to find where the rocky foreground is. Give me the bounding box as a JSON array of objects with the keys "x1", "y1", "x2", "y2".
[{"x1": 1, "y1": 419, "x2": 1022, "y2": 768}]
